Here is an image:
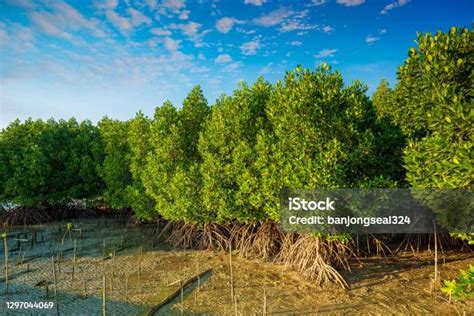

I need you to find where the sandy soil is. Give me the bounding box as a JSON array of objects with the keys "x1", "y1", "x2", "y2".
[{"x1": 0, "y1": 218, "x2": 472, "y2": 315}]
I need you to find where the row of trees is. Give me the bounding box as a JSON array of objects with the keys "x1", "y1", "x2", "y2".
[{"x1": 1, "y1": 27, "x2": 471, "y2": 228}]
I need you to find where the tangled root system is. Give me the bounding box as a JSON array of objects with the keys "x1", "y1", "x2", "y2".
[
  {"x1": 230, "y1": 221, "x2": 285, "y2": 260},
  {"x1": 275, "y1": 233, "x2": 350, "y2": 289},
  {"x1": 164, "y1": 221, "x2": 230, "y2": 251}
]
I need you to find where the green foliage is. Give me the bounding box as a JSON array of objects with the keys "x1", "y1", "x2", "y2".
[
  {"x1": 390, "y1": 27, "x2": 473, "y2": 189},
  {"x1": 199, "y1": 78, "x2": 273, "y2": 223},
  {"x1": 451, "y1": 232, "x2": 474, "y2": 245},
  {"x1": 126, "y1": 111, "x2": 155, "y2": 219},
  {"x1": 256, "y1": 65, "x2": 405, "y2": 221},
  {"x1": 98, "y1": 117, "x2": 132, "y2": 209},
  {"x1": 0, "y1": 118, "x2": 103, "y2": 207},
  {"x1": 143, "y1": 86, "x2": 211, "y2": 223},
  {"x1": 441, "y1": 265, "x2": 474, "y2": 301}
]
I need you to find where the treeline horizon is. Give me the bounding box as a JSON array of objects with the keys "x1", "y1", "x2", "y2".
[{"x1": 1, "y1": 27, "x2": 472, "y2": 231}]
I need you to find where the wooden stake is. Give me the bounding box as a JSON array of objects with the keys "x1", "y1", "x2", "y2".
[
  {"x1": 263, "y1": 289, "x2": 267, "y2": 315},
  {"x1": 433, "y1": 220, "x2": 438, "y2": 282},
  {"x1": 125, "y1": 274, "x2": 129, "y2": 300},
  {"x1": 102, "y1": 275, "x2": 107, "y2": 316},
  {"x1": 180, "y1": 280, "x2": 184, "y2": 315},
  {"x1": 229, "y1": 244, "x2": 237, "y2": 315},
  {"x1": 72, "y1": 239, "x2": 77, "y2": 281},
  {"x1": 52, "y1": 256, "x2": 59, "y2": 315},
  {"x1": 229, "y1": 245, "x2": 235, "y2": 302},
  {"x1": 4, "y1": 233, "x2": 9, "y2": 295}
]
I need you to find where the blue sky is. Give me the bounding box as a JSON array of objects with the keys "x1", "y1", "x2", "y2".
[{"x1": 0, "y1": 0, "x2": 472, "y2": 127}]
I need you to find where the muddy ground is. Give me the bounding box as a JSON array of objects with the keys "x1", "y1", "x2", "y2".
[{"x1": 0, "y1": 218, "x2": 472, "y2": 315}]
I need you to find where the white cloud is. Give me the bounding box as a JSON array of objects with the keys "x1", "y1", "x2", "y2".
[
  {"x1": 216, "y1": 17, "x2": 243, "y2": 33},
  {"x1": 240, "y1": 39, "x2": 261, "y2": 55},
  {"x1": 254, "y1": 9, "x2": 293, "y2": 27},
  {"x1": 162, "y1": 0, "x2": 185, "y2": 13},
  {"x1": 145, "y1": 0, "x2": 158, "y2": 11},
  {"x1": 223, "y1": 61, "x2": 242, "y2": 72},
  {"x1": 379, "y1": 28, "x2": 387, "y2": 34},
  {"x1": 94, "y1": 0, "x2": 118, "y2": 10},
  {"x1": 105, "y1": 10, "x2": 132, "y2": 33},
  {"x1": 336, "y1": 0, "x2": 365, "y2": 6},
  {"x1": 314, "y1": 48, "x2": 337, "y2": 58},
  {"x1": 168, "y1": 22, "x2": 209, "y2": 47},
  {"x1": 179, "y1": 10, "x2": 190, "y2": 20},
  {"x1": 290, "y1": 41, "x2": 302, "y2": 46},
  {"x1": 322, "y1": 25, "x2": 334, "y2": 33},
  {"x1": 127, "y1": 8, "x2": 152, "y2": 26},
  {"x1": 29, "y1": 12, "x2": 73, "y2": 40},
  {"x1": 255, "y1": 9, "x2": 315, "y2": 34},
  {"x1": 279, "y1": 20, "x2": 317, "y2": 33},
  {"x1": 1, "y1": 22, "x2": 36, "y2": 52},
  {"x1": 258, "y1": 62, "x2": 273, "y2": 74},
  {"x1": 365, "y1": 35, "x2": 379, "y2": 44},
  {"x1": 163, "y1": 37, "x2": 181, "y2": 51},
  {"x1": 151, "y1": 27, "x2": 171, "y2": 36},
  {"x1": 27, "y1": 1, "x2": 107, "y2": 40},
  {"x1": 244, "y1": 0, "x2": 265, "y2": 6},
  {"x1": 173, "y1": 22, "x2": 201, "y2": 36},
  {"x1": 310, "y1": 0, "x2": 326, "y2": 6},
  {"x1": 381, "y1": 0, "x2": 410, "y2": 14},
  {"x1": 215, "y1": 54, "x2": 232, "y2": 63}
]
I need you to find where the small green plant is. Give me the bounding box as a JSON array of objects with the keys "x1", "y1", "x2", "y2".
[
  {"x1": 441, "y1": 265, "x2": 474, "y2": 301},
  {"x1": 450, "y1": 232, "x2": 474, "y2": 245}
]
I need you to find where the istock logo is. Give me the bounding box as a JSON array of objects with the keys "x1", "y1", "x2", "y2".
[{"x1": 288, "y1": 197, "x2": 336, "y2": 211}]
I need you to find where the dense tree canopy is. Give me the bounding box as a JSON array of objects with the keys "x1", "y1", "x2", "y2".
[
  {"x1": 142, "y1": 86, "x2": 211, "y2": 222},
  {"x1": 1, "y1": 118, "x2": 103, "y2": 207},
  {"x1": 1, "y1": 27, "x2": 470, "y2": 232}
]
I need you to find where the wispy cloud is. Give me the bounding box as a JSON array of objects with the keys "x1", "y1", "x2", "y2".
[
  {"x1": 336, "y1": 0, "x2": 365, "y2": 6},
  {"x1": 127, "y1": 8, "x2": 151, "y2": 26},
  {"x1": 163, "y1": 37, "x2": 181, "y2": 51},
  {"x1": 381, "y1": 0, "x2": 410, "y2": 15},
  {"x1": 244, "y1": 0, "x2": 265, "y2": 6},
  {"x1": 322, "y1": 25, "x2": 334, "y2": 33},
  {"x1": 215, "y1": 54, "x2": 232, "y2": 63},
  {"x1": 254, "y1": 9, "x2": 293, "y2": 27},
  {"x1": 151, "y1": 27, "x2": 171, "y2": 36},
  {"x1": 310, "y1": 0, "x2": 327, "y2": 6},
  {"x1": 27, "y1": 1, "x2": 107, "y2": 41},
  {"x1": 365, "y1": 35, "x2": 379, "y2": 44},
  {"x1": 223, "y1": 61, "x2": 242, "y2": 72},
  {"x1": 279, "y1": 19, "x2": 317, "y2": 33},
  {"x1": 314, "y1": 48, "x2": 337, "y2": 58},
  {"x1": 162, "y1": 0, "x2": 186, "y2": 13},
  {"x1": 289, "y1": 41, "x2": 302, "y2": 46},
  {"x1": 105, "y1": 10, "x2": 132, "y2": 34},
  {"x1": 258, "y1": 62, "x2": 273, "y2": 74},
  {"x1": 240, "y1": 38, "x2": 261, "y2": 55},
  {"x1": 365, "y1": 29, "x2": 387, "y2": 45},
  {"x1": 179, "y1": 10, "x2": 190, "y2": 20},
  {"x1": 94, "y1": 0, "x2": 118, "y2": 10},
  {"x1": 216, "y1": 17, "x2": 243, "y2": 33}
]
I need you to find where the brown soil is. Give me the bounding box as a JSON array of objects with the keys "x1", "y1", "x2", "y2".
[{"x1": 1, "y1": 219, "x2": 472, "y2": 315}]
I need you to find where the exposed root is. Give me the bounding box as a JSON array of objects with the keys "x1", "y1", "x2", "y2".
[
  {"x1": 164, "y1": 222, "x2": 230, "y2": 251},
  {"x1": 230, "y1": 221, "x2": 284, "y2": 260},
  {"x1": 0, "y1": 204, "x2": 100, "y2": 227},
  {"x1": 395, "y1": 233, "x2": 458, "y2": 255},
  {"x1": 275, "y1": 233, "x2": 350, "y2": 288},
  {"x1": 200, "y1": 223, "x2": 230, "y2": 251},
  {"x1": 161, "y1": 221, "x2": 351, "y2": 288}
]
